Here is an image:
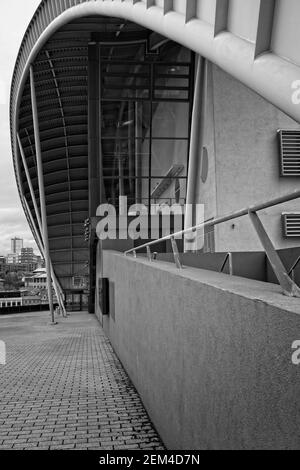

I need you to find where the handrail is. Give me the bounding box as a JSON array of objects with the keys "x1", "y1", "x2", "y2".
[
  {"x1": 124, "y1": 189, "x2": 300, "y2": 298},
  {"x1": 125, "y1": 189, "x2": 300, "y2": 255}
]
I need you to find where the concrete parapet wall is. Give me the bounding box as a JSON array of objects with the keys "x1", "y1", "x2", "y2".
[{"x1": 97, "y1": 250, "x2": 300, "y2": 450}]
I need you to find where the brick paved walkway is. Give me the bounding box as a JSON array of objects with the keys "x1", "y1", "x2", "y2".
[{"x1": 0, "y1": 311, "x2": 164, "y2": 450}]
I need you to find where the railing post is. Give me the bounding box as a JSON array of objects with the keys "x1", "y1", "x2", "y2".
[
  {"x1": 146, "y1": 246, "x2": 152, "y2": 262},
  {"x1": 288, "y1": 256, "x2": 300, "y2": 284},
  {"x1": 171, "y1": 236, "x2": 183, "y2": 270},
  {"x1": 228, "y1": 252, "x2": 233, "y2": 276},
  {"x1": 249, "y1": 210, "x2": 300, "y2": 297}
]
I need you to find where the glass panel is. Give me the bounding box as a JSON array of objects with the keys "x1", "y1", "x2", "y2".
[
  {"x1": 101, "y1": 139, "x2": 150, "y2": 177},
  {"x1": 152, "y1": 102, "x2": 190, "y2": 139},
  {"x1": 101, "y1": 43, "x2": 144, "y2": 61},
  {"x1": 104, "y1": 177, "x2": 139, "y2": 208},
  {"x1": 155, "y1": 64, "x2": 190, "y2": 76},
  {"x1": 154, "y1": 64, "x2": 190, "y2": 101},
  {"x1": 101, "y1": 101, "x2": 151, "y2": 139},
  {"x1": 102, "y1": 87, "x2": 150, "y2": 101},
  {"x1": 157, "y1": 43, "x2": 192, "y2": 63},
  {"x1": 99, "y1": 43, "x2": 193, "y2": 214},
  {"x1": 155, "y1": 77, "x2": 189, "y2": 88},
  {"x1": 154, "y1": 89, "x2": 189, "y2": 101},
  {"x1": 151, "y1": 139, "x2": 188, "y2": 178},
  {"x1": 150, "y1": 178, "x2": 187, "y2": 207},
  {"x1": 101, "y1": 63, "x2": 151, "y2": 100}
]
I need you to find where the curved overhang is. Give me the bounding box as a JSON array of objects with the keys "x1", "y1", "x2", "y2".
[
  {"x1": 10, "y1": 0, "x2": 300, "y2": 291},
  {"x1": 11, "y1": 1, "x2": 300, "y2": 137},
  {"x1": 11, "y1": 1, "x2": 300, "y2": 219}
]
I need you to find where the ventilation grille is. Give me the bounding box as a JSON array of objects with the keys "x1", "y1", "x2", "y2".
[
  {"x1": 283, "y1": 213, "x2": 300, "y2": 237},
  {"x1": 278, "y1": 130, "x2": 300, "y2": 176}
]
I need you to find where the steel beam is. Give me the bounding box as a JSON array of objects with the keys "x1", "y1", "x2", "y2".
[
  {"x1": 88, "y1": 43, "x2": 102, "y2": 314},
  {"x1": 17, "y1": 133, "x2": 67, "y2": 317},
  {"x1": 22, "y1": 195, "x2": 67, "y2": 317},
  {"x1": 135, "y1": 101, "x2": 142, "y2": 204},
  {"x1": 30, "y1": 66, "x2": 56, "y2": 324}
]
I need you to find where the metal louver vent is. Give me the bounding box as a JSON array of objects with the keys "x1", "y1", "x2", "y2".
[
  {"x1": 283, "y1": 213, "x2": 300, "y2": 237},
  {"x1": 278, "y1": 129, "x2": 300, "y2": 176}
]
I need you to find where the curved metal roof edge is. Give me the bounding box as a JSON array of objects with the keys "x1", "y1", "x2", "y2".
[{"x1": 9, "y1": 0, "x2": 300, "y2": 252}]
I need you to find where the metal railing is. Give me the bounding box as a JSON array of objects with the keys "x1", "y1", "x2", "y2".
[
  {"x1": 125, "y1": 189, "x2": 300, "y2": 298},
  {"x1": 289, "y1": 256, "x2": 300, "y2": 282}
]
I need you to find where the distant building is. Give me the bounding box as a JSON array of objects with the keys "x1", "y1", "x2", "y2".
[
  {"x1": 11, "y1": 237, "x2": 23, "y2": 255},
  {"x1": 23, "y1": 268, "x2": 47, "y2": 289},
  {"x1": 1, "y1": 262, "x2": 38, "y2": 276},
  {"x1": 6, "y1": 253, "x2": 19, "y2": 264},
  {"x1": 19, "y1": 247, "x2": 35, "y2": 264},
  {"x1": 23, "y1": 268, "x2": 57, "y2": 304},
  {"x1": 36, "y1": 255, "x2": 44, "y2": 268},
  {"x1": 0, "y1": 290, "x2": 44, "y2": 309},
  {"x1": 0, "y1": 279, "x2": 4, "y2": 291}
]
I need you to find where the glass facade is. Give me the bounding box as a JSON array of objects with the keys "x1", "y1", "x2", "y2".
[{"x1": 100, "y1": 41, "x2": 194, "y2": 211}]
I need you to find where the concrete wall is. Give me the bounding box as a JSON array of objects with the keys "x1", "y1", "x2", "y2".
[
  {"x1": 196, "y1": 63, "x2": 300, "y2": 252},
  {"x1": 96, "y1": 250, "x2": 300, "y2": 450}
]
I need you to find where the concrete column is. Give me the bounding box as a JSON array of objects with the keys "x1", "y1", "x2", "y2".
[
  {"x1": 184, "y1": 56, "x2": 208, "y2": 252},
  {"x1": 29, "y1": 66, "x2": 55, "y2": 324}
]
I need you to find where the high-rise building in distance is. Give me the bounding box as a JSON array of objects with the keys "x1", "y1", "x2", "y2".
[
  {"x1": 19, "y1": 247, "x2": 35, "y2": 264},
  {"x1": 11, "y1": 237, "x2": 23, "y2": 255}
]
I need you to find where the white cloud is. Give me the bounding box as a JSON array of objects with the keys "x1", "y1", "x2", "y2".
[
  {"x1": 0, "y1": 1, "x2": 41, "y2": 256},
  {"x1": 0, "y1": 78, "x2": 6, "y2": 105}
]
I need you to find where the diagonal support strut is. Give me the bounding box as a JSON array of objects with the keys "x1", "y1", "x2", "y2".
[{"x1": 249, "y1": 210, "x2": 300, "y2": 298}]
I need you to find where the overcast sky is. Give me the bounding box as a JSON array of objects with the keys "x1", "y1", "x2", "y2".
[{"x1": 0, "y1": 0, "x2": 41, "y2": 255}]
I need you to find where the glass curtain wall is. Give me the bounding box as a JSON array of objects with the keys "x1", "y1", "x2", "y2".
[{"x1": 100, "y1": 41, "x2": 194, "y2": 213}]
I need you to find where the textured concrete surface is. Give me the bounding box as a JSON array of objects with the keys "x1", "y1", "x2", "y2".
[
  {"x1": 198, "y1": 62, "x2": 300, "y2": 253},
  {"x1": 0, "y1": 311, "x2": 164, "y2": 450},
  {"x1": 99, "y1": 251, "x2": 300, "y2": 450}
]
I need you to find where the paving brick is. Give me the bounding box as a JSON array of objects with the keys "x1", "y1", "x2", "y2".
[{"x1": 0, "y1": 311, "x2": 164, "y2": 450}]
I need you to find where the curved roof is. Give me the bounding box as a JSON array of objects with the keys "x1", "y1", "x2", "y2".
[
  {"x1": 14, "y1": 14, "x2": 158, "y2": 288},
  {"x1": 10, "y1": 0, "x2": 300, "y2": 290}
]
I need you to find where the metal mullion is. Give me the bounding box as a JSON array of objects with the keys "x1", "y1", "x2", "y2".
[
  {"x1": 187, "y1": 52, "x2": 196, "y2": 202},
  {"x1": 101, "y1": 96, "x2": 150, "y2": 103},
  {"x1": 152, "y1": 98, "x2": 190, "y2": 103},
  {"x1": 151, "y1": 137, "x2": 189, "y2": 141},
  {"x1": 149, "y1": 62, "x2": 154, "y2": 210},
  {"x1": 155, "y1": 74, "x2": 189, "y2": 79},
  {"x1": 103, "y1": 84, "x2": 150, "y2": 91},
  {"x1": 155, "y1": 86, "x2": 190, "y2": 91},
  {"x1": 102, "y1": 72, "x2": 149, "y2": 78},
  {"x1": 102, "y1": 176, "x2": 187, "y2": 180}
]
